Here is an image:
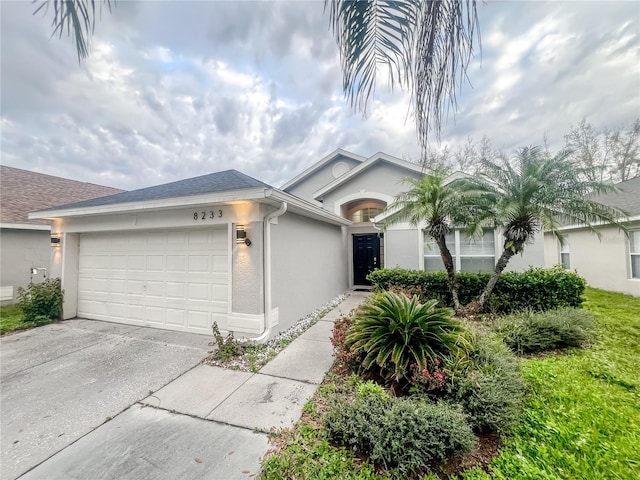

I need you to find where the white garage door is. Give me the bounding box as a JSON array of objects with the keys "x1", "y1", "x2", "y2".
[{"x1": 78, "y1": 227, "x2": 229, "y2": 334}]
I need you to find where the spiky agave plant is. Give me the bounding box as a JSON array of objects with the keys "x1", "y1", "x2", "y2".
[{"x1": 347, "y1": 291, "x2": 464, "y2": 380}]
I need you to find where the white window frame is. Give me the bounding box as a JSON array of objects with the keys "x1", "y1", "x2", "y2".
[
  {"x1": 424, "y1": 229, "x2": 495, "y2": 272},
  {"x1": 631, "y1": 230, "x2": 640, "y2": 279},
  {"x1": 560, "y1": 240, "x2": 570, "y2": 270}
]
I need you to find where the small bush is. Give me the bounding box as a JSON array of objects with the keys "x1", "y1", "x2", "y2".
[
  {"x1": 347, "y1": 292, "x2": 463, "y2": 379},
  {"x1": 367, "y1": 266, "x2": 586, "y2": 313},
  {"x1": 445, "y1": 333, "x2": 525, "y2": 433},
  {"x1": 495, "y1": 307, "x2": 595, "y2": 354},
  {"x1": 331, "y1": 313, "x2": 363, "y2": 374},
  {"x1": 211, "y1": 322, "x2": 246, "y2": 361},
  {"x1": 17, "y1": 278, "x2": 63, "y2": 324},
  {"x1": 325, "y1": 391, "x2": 475, "y2": 474}
]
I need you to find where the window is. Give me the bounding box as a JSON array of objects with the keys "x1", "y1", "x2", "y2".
[
  {"x1": 631, "y1": 231, "x2": 640, "y2": 279},
  {"x1": 350, "y1": 207, "x2": 383, "y2": 223},
  {"x1": 560, "y1": 240, "x2": 570, "y2": 270},
  {"x1": 424, "y1": 229, "x2": 495, "y2": 273}
]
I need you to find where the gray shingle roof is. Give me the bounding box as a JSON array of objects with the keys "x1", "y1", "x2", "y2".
[
  {"x1": 592, "y1": 176, "x2": 640, "y2": 217},
  {"x1": 46, "y1": 170, "x2": 272, "y2": 211},
  {"x1": 0, "y1": 166, "x2": 124, "y2": 225}
]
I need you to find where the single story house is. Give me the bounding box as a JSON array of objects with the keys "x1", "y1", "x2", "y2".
[
  {"x1": 0, "y1": 166, "x2": 123, "y2": 304},
  {"x1": 544, "y1": 176, "x2": 640, "y2": 297},
  {"x1": 31, "y1": 150, "x2": 545, "y2": 340}
]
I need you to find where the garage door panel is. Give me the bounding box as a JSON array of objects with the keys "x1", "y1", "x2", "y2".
[
  {"x1": 165, "y1": 308, "x2": 186, "y2": 327},
  {"x1": 188, "y1": 283, "x2": 210, "y2": 301},
  {"x1": 146, "y1": 256, "x2": 165, "y2": 271},
  {"x1": 78, "y1": 227, "x2": 229, "y2": 334},
  {"x1": 187, "y1": 311, "x2": 209, "y2": 329},
  {"x1": 145, "y1": 306, "x2": 164, "y2": 325}
]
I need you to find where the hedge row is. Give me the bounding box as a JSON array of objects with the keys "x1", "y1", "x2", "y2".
[{"x1": 367, "y1": 266, "x2": 586, "y2": 313}]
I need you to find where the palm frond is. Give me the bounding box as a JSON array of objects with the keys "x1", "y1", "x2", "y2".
[
  {"x1": 33, "y1": 0, "x2": 113, "y2": 61},
  {"x1": 326, "y1": 0, "x2": 418, "y2": 113},
  {"x1": 412, "y1": 0, "x2": 479, "y2": 147},
  {"x1": 326, "y1": 0, "x2": 479, "y2": 147}
]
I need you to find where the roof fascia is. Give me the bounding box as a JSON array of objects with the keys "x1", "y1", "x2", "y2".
[
  {"x1": 280, "y1": 148, "x2": 366, "y2": 190},
  {"x1": 312, "y1": 152, "x2": 425, "y2": 200},
  {"x1": 549, "y1": 215, "x2": 640, "y2": 232},
  {"x1": 267, "y1": 190, "x2": 352, "y2": 226},
  {"x1": 29, "y1": 188, "x2": 269, "y2": 219},
  {"x1": 0, "y1": 222, "x2": 51, "y2": 231}
]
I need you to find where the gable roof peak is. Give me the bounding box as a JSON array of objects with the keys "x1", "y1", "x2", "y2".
[{"x1": 281, "y1": 148, "x2": 366, "y2": 190}]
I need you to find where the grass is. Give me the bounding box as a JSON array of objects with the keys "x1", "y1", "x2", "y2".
[
  {"x1": 0, "y1": 304, "x2": 27, "y2": 334},
  {"x1": 261, "y1": 288, "x2": 640, "y2": 479},
  {"x1": 460, "y1": 288, "x2": 640, "y2": 480}
]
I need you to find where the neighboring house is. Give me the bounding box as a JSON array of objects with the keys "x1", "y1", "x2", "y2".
[
  {"x1": 0, "y1": 166, "x2": 123, "y2": 305},
  {"x1": 30, "y1": 149, "x2": 544, "y2": 340},
  {"x1": 544, "y1": 176, "x2": 640, "y2": 297}
]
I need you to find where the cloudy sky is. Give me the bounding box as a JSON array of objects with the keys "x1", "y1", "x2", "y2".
[{"x1": 1, "y1": 1, "x2": 638, "y2": 191}]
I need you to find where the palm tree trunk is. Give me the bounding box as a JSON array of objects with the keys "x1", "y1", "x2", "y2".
[
  {"x1": 475, "y1": 247, "x2": 515, "y2": 311},
  {"x1": 433, "y1": 235, "x2": 461, "y2": 311}
]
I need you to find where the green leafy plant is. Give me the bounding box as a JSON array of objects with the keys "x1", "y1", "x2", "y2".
[
  {"x1": 210, "y1": 322, "x2": 246, "y2": 362},
  {"x1": 444, "y1": 333, "x2": 525, "y2": 433},
  {"x1": 368, "y1": 266, "x2": 586, "y2": 314},
  {"x1": 325, "y1": 391, "x2": 475, "y2": 474},
  {"x1": 495, "y1": 307, "x2": 595, "y2": 354},
  {"x1": 347, "y1": 291, "x2": 463, "y2": 380},
  {"x1": 17, "y1": 278, "x2": 64, "y2": 325}
]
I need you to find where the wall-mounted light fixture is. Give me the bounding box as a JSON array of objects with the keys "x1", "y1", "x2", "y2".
[
  {"x1": 236, "y1": 225, "x2": 252, "y2": 246},
  {"x1": 50, "y1": 236, "x2": 61, "y2": 247}
]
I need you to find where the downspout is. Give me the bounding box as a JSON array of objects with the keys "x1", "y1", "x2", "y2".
[{"x1": 254, "y1": 199, "x2": 288, "y2": 342}]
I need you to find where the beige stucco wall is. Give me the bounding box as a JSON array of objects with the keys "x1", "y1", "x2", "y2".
[
  {"x1": 320, "y1": 162, "x2": 422, "y2": 214},
  {"x1": 271, "y1": 212, "x2": 348, "y2": 332},
  {"x1": 285, "y1": 155, "x2": 362, "y2": 205},
  {"x1": 386, "y1": 228, "x2": 421, "y2": 270},
  {"x1": 502, "y1": 230, "x2": 546, "y2": 272},
  {"x1": 544, "y1": 223, "x2": 640, "y2": 296},
  {"x1": 0, "y1": 228, "x2": 51, "y2": 304}
]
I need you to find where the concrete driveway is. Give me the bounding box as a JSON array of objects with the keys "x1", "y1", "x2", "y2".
[{"x1": 1, "y1": 319, "x2": 213, "y2": 479}]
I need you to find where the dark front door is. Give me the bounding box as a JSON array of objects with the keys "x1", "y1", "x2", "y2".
[{"x1": 353, "y1": 234, "x2": 380, "y2": 285}]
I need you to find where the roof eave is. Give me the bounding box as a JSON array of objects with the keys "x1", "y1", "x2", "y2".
[
  {"x1": 29, "y1": 187, "x2": 270, "y2": 219},
  {"x1": 267, "y1": 190, "x2": 352, "y2": 226}
]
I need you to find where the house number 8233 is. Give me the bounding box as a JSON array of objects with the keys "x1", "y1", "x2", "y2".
[{"x1": 194, "y1": 210, "x2": 223, "y2": 220}]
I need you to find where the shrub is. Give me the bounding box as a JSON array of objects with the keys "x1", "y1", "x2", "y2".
[
  {"x1": 495, "y1": 307, "x2": 595, "y2": 354},
  {"x1": 331, "y1": 313, "x2": 363, "y2": 374},
  {"x1": 211, "y1": 322, "x2": 246, "y2": 361},
  {"x1": 347, "y1": 292, "x2": 463, "y2": 379},
  {"x1": 444, "y1": 333, "x2": 525, "y2": 433},
  {"x1": 367, "y1": 266, "x2": 586, "y2": 313},
  {"x1": 325, "y1": 391, "x2": 475, "y2": 474},
  {"x1": 17, "y1": 278, "x2": 63, "y2": 325}
]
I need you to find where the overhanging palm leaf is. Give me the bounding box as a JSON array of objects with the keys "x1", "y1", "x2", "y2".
[
  {"x1": 327, "y1": 0, "x2": 479, "y2": 148},
  {"x1": 33, "y1": 0, "x2": 113, "y2": 61}
]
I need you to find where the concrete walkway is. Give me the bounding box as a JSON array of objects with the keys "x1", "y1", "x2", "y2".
[{"x1": 19, "y1": 291, "x2": 368, "y2": 480}]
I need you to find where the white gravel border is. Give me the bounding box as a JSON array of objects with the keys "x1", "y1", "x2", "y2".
[{"x1": 207, "y1": 293, "x2": 347, "y2": 371}]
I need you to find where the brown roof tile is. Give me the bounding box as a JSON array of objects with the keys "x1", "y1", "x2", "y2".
[{"x1": 0, "y1": 166, "x2": 124, "y2": 225}]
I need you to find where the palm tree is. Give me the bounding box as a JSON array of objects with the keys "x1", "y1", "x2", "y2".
[
  {"x1": 382, "y1": 170, "x2": 483, "y2": 311},
  {"x1": 37, "y1": 0, "x2": 480, "y2": 146},
  {"x1": 461, "y1": 146, "x2": 627, "y2": 312}
]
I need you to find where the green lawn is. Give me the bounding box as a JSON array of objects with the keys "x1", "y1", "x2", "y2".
[
  {"x1": 0, "y1": 304, "x2": 26, "y2": 334},
  {"x1": 261, "y1": 288, "x2": 640, "y2": 479},
  {"x1": 463, "y1": 288, "x2": 640, "y2": 480}
]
